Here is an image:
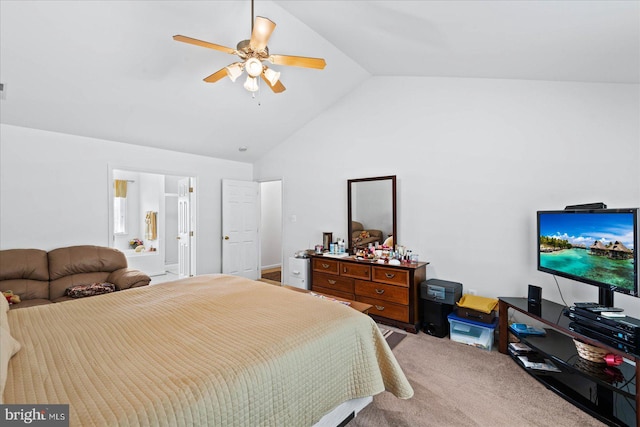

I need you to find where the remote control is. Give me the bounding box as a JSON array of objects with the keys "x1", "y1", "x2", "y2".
[
  {"x1": 589, "y1": 306, "x2": 624, "y2": 313},
  {"x1": 601, "y1": 312, "x2": 626, "y2": 318},
  {"x1": 574, "y1": 302, "x2": 600, "y2": 308}
]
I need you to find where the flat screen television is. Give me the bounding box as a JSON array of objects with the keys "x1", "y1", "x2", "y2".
[{"x1": 537, "y1": 208, "x2": 639, "y2": 306}]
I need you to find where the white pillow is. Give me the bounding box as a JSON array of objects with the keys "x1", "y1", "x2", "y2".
[
  {"x1": 0, "y1": 327, "x2": 21, "y2": 404},
  {"x1": 0, "y1": 296, "x2": 9, "y2": 333}
]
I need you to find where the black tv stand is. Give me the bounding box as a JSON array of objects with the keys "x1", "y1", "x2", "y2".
[
  {"x1": 599, "y1": 287, "x2": 614, "y2": 308},
  {"x1": 499, "y1": 297, "x2": 638, "y2": 427}
]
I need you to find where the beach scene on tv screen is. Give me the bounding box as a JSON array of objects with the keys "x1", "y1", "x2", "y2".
[{"x1": 539, "y1": 213, "x2": 635, "y2": 292}]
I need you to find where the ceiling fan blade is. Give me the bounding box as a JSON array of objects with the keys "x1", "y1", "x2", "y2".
[
  {"x1": 260, "y1": 73, "x2": 286, "y2": 93},
  {"x1": 173, "y1": 35, "x2": 235, "y2": 54},
  {"x1": 268, "y1": 54, "x2": 326, "y2": 70},
  {"x1": 250, "y1": 16, "x2": 276, "y2": 51},
  {"x1": 203, "y1": 68, "x2": 229, "y2": 83}
]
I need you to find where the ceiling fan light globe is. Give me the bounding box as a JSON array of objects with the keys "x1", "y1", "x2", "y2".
[
  {"x1": 244, "y1": 76, "x2": 259, "y2": 92},
  {"x1": 225, "y1": 63, "x2": 244, "y2": 82},
  {"x1": 264, "y1": 68, "x2": 281, "y2": 86},
  {"x1": 251, "y1": 16, "x2": 276, "y2": 51},
  {"x1": 245, "y1": 57, "x2": 263, "y2": 77}
]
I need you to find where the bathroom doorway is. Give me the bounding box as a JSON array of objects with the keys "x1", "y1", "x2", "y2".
[
  {"x1": 108, "y1": 167, "x2": 196, "y2": 280},
  {"x1": 259, "y1": 180, "x2": 283, "y2": 284}
]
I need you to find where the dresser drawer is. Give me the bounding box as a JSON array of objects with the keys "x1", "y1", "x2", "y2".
[
  {"x1": 312, "y1": 258, "x2": 340, "y2": 275},
  {"x1": 372, "y1": 266, "x2": 409, "y2": 287},
  {"x1": 312, "y1": 272, "x2": 354, "y2": 294},
  {"x1": 312, "y1": 286, "x2": 354, "y2": 301},
  {"x1": 340, "y1": 262, "x2": 371, "y2": 280},
  {"x1": 354, "y1": 280, "x2": 408, "y2": 305},
  {"x1": 356, "y1": 296, "x2": 409, "y2": 323}
]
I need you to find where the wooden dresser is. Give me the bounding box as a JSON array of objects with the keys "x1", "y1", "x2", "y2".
[{"x1": 310, "y1": 255, "x2": 428, "y2": 333}]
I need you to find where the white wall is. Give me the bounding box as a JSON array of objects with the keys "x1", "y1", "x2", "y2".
[
  {"x1": 255, "y1": 76, "x2": 640, "y2": 317},
  {"x1": 260, "y1": 180, "x2": 282, "y2": 269},
  {"x1": 0, "y1": 124, "x2": 253, "y2": 275}
]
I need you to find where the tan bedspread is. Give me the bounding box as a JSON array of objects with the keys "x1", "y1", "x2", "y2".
[{"x1": 5, "y1": 274, "x2": 413, "y2": 426}]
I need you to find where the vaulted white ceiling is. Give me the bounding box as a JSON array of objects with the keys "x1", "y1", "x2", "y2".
[{"x1": 1, "y1": 1, "x2": 638, "y2": 162}]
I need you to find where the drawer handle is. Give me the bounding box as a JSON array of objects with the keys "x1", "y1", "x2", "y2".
[
  {"x1": 322, "y1": 263, "x2": 330, "y2": 269},
  {"x1": 375, "y1": 289, "x2": 385, "y2": 295},
  {"x1": 292, "y1": 271, "x2": 300, "y2": 275},
  {"x1": 385, "y1": 273, "x2": 395, "y2": 279},
  {"x1": 328, "y1": 279, "x2": 337, "y2": 285},
  {"x1": 344, "y1": 267, "x2": 348, "y2": 273},
  {"x1": 375, "y1": 305, "x2": 385, "y2": 311}
]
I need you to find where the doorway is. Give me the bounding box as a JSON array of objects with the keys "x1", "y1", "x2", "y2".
[
  {"x1": 259, "y1": 180, "x2": 283, "y2": 284},
  {"x1": 220, "y1": 179, "x2": 282, "y2": 283},
  {"x1": 109, "y1": 168, "x2": 196, "y2": 280}
]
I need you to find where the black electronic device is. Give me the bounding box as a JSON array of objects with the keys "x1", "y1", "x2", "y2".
[
  {"x1": 564, "y1": 310, "x2": 638, "y2": 344},
  {"x1": 574, "y1": 302, "x2": 601, "y2": 309},
  {"x1": 528, "y1": 284, "x2": 542, "y2": 304},
  {"x1": 537, "y1": 208, "x2": 639, "y2": 307},
  {"x1": 587, "y1": 306, "x2": 624, "y2": 313},
  {"x1": 420, "y1": 279, "x2": 463, "y2": 338},
  {"x1": 422, "y1": 301, "x2": 452, "y2": 338},
  {"x1": 527, "y1": 284, "x2": 542, "y2": 315},
  {"x1": 569, "y1": 322, "x2": 638, "y2": 355},
  {"x1": 564, "y1": 202, "x2": 607, "y2": 210},
  {"x1": 567, "y1": 306, "x2": 640, "y2": 334}
]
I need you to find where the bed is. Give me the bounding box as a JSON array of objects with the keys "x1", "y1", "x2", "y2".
[{"x1": 1, "y1": 274, "x2": 413, "y2": 426}]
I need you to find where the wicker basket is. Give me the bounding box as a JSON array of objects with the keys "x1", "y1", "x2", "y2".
[{"x1": 573, "y1": 339, "x2": 607, "y2": 364}]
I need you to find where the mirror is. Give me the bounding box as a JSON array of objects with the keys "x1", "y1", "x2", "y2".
[{"x1": 348, "y1": 175, "x2": 397, "y2": 253}]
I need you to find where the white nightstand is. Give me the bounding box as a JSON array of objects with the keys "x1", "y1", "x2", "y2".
[{"x1": 288, "y1": 257, "x2": 310, "y2": 290}]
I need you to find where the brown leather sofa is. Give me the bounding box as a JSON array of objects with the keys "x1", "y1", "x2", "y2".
[
  {"x1": 0, "y1": 245, "x2": 151, "y2": 309},
  {"x1": 351, "y1": 221, "x2": 384, "y2": 250}
]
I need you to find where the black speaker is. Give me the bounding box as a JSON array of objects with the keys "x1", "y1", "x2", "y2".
[
  {"x1": 422, "y1": 300, "x2": 455, "y2": 338},
  {"x1": 528, "y1": 285, "x2": 542, "y2": 316}
]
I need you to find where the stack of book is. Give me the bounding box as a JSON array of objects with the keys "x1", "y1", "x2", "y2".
[{"x1": 508, "y1": 342, "x2": 561, "y2": 373}]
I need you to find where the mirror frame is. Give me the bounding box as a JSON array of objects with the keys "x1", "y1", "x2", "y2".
[{"x1": 347, "y1": 175, "x2": 397, "y2": 254}]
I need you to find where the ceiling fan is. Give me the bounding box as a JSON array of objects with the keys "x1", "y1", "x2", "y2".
[{"x1": 173, "y1": 0, "x2": 326, "y2": 94}]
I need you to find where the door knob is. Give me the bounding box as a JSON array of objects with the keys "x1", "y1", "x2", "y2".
[
  {"x1": 224, "y1": 236, "x2": 230, "y2": 240},
  {"x1": 176, "y1": 236, "x2": 181, "y2": 240}
]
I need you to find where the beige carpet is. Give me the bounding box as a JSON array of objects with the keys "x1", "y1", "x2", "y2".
[{"x1": 352, "y1": 331, "x2": 607, "y2": 427}]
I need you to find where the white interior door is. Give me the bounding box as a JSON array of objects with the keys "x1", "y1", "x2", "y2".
[
  {"x1": 222, "y1": 179, "x2": 259, "y2": 279},
  {"x1": 178, "y1": 177, "x2": 191, "y2": 278}
]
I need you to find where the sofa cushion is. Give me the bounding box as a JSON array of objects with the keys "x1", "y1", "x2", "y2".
[
  {"x1": 50, "y1": 272, "x2": 112, "y2": 301},
  {"x1": 48, "y1": 246, "x2": 128, "y2": 300},
  {"x1": 0, "y1": 249, "x2": 50, "y2": 301},
  {"x1": 0, "y1": 249, "x2": 49, "y2": 281},
  {"x1": 0, "y1": 279, "x2": 49, "y2": 301},
  {"x1": 48, "y1": 245, "x2": 127, "y2": 280},
  {"x1": 9, "y1": 299, "x2": 52, "y2": 309}
]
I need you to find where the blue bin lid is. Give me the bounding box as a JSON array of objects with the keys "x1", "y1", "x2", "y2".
[{"x1": 447, "y1": 313, "x2": 498, "y2": 329}]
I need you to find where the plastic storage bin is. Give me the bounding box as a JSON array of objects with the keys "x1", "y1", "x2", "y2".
[{"x1": 447, "y1": 313, "x2": 498, "y2": 351}]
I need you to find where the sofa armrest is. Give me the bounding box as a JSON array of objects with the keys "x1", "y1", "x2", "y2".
[
  {"x1": 368, "y1": 230, "x2": 383, "y2": 238},
  {"x1": 107, "y1": 268, "x2": 151, "y2": 290}
]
